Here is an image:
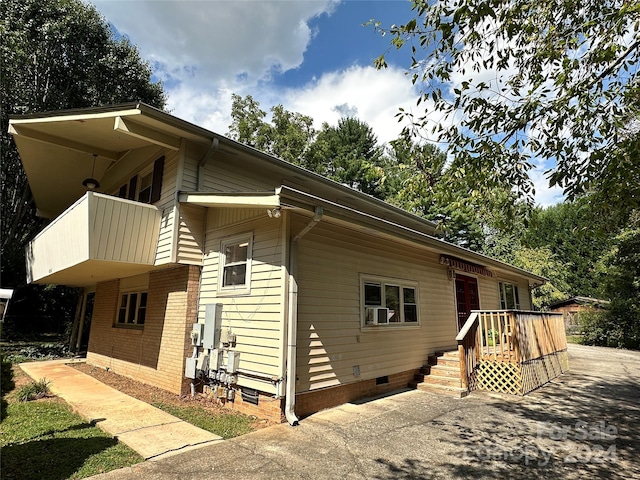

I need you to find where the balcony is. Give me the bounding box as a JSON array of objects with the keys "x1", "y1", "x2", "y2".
[{"x1": 26, "y1": 192, "x2": 161, "y2": 286}]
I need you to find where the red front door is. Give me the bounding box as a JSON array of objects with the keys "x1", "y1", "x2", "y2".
[{"x1": 455, "y1": 274, "x2": 480, "y2": 331}]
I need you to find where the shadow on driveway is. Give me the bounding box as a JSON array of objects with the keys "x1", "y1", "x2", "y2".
[{"x1": 93, "y1": 344, "x2": 640, "y2": 480}]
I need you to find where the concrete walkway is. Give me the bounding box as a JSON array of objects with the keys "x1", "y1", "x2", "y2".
[{"x1": 19, "y1": 360, "x2": 222, "y2": 460}]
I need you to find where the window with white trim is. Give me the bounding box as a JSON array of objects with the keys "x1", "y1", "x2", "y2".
[
  {"x1": 116, "y1": 291, "x2": 147, "y2": 327},
  {"x1": 499, "y1": 282, "x2": 520, "y2": 309},
  {"x1": 361, "y1": 275, "x2": 419, "y2": 327},
  {"x1": 219, "y1": 234, "x2": 253, "y2": 293}
]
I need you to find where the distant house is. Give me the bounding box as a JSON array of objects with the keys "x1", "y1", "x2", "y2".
[
  {"x1": 10, "y1": 104, "x2": 568, "y2": 423},
  {"x1": 549, "y1": 297, "x2": 609, "y2": 334}
]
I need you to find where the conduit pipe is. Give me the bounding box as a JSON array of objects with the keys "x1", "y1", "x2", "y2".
[{"x1": 285, "y1": 206, "x2": 323, "y2": 425}]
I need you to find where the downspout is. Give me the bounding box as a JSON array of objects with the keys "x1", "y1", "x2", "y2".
[
  {"x1": 197, "y1": 138, "x2": 219, "y2": 191},
  {"x1": 285, "y1": 206, "x2": 323, "y2": 426}
]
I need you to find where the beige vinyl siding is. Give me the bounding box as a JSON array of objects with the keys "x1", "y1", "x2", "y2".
[
  {"x1": 202, "y1": 154, "x2": 275, "y2": 192},
  {"x1": 175, "y1": 204, "x2": 206, "y2": 264},
  {"x1": 181, "y1": 141, "x2": 201, "y2": 191},
  {"x1": 478, "y1": 275, "x2": 501, "y2": 310},
  {"x1": 295, "y1": 215, "x2": 459, "y2": 392},
  {"x1": 209, "y1": 208, "x2": 264, "y2": 229},
  {"x1": 198, "y1": 209, "x2": 285, "y2": 394},
  {"x1": 154, "y1": 150, "x2": 179, "y2": 265}
]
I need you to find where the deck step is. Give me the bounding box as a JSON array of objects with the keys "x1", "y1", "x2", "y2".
[
  {"x1": 429, "y1": 365, "x2": 461, "y2": 377},
  {"x1": 423, "y1": 374, "x2": 461, "y2": 387},
  {"x1": 417, "y1": 383, "x2": 468, "y2": 398},
  {"x1": 428, "y1": 356, "x2": 460, "y2": 368},
  {"x1": 437, "y1": 350, "x2": 460, "y2": 359},
  {"x1": 410, "y1": 349, "x2": 467, "y2": 397}
]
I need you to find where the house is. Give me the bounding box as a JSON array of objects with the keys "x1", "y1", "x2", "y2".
[
  {"x1": 549, "y1": 296, "x2": 609, "y2": 334},
  {"x1": 10, "y1": 103, "x2": 568, "y2": 423}
]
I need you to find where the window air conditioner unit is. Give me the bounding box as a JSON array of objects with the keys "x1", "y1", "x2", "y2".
[{"x1": 366, "y1": 307, "x2": 389, "y2": 325}]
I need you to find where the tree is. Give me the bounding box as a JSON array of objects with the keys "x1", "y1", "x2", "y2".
[
  {"x1": 372, "y1": 0, "x2": 640, "y2": 217},
  {"x1": 0, "y1": 0, "x2": 165, "y2": 334},
  {"x1": 227, "y1": 94, "x2": 271, "y2": 151},
  {"x1": 582, "y1": 212, "x2": 640, "y2": 349},
  {"x1": 521, "y1": 199, "x2": 611, "y2": 297},
  {"x1": 512, "y1": 247, "x2": 570, "y2": 310},
  {"x1": 386, "y1": 134, "x2": 486, "y2": 249},
  {"x1": 310, "y1": 117, "x2": 387, "y2": 198},
  {"x1": 227, "y1": 95, "x2": 316, "y2": 168}
]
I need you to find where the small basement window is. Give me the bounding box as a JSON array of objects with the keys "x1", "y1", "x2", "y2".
[{"x1": 116, "y1": 291, "x2": 147, "y2": 327}]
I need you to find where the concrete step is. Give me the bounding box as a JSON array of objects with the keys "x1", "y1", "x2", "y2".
[{"x1": 416, "y1": 382, "x2": 469, "y2": 398}]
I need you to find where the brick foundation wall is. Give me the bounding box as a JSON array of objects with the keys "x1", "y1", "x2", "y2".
[
  {"x1": 295, "y1": 369, "x2": 420, "y2": 419},
  {"x1": 202, "y1": 385, "x2": 285, "y2": 423},
  {"x1": 87, "y1": 265, "x2": 200, "y2": 394}
]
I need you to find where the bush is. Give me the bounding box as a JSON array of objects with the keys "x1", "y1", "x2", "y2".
[
  {"x1": 580, "y1": 308, "x2": 640, "y2": 350},
  {"x1": 1, "y1": 354, "x2": 15, "y2": 421},
  {"x1": 17, "y1": 378, "x2": 51, "y2": 402}
]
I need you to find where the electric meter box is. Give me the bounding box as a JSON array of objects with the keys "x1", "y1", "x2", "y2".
[
  {"x1": 227, "y1": 351, "x2": 240, "y2": 373},
  {"x1": 208, "y1": 348, "x2": 223, "y2": 371},
  {"x1": 196, "y1": 352, "x2": 209, "y2": 372},
  {"x1": 185, "y1": 357, "x2": 197, "y2": 379},
  {"x1": 191, "y1": 323, "x2": 204, "y2": 346},
  {"x1": 203, "y1": 303, "x2": 223, "y2": 350}
]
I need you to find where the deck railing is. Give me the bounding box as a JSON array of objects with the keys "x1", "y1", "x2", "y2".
[{"x1": 456, "y1": 310, "x2": 569, "y2": 395}]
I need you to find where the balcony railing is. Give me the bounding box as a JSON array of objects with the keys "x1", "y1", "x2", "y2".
[
  {"x1": 456, "y1": 310, "x2": 569, "y2": 395},
  {"x1": 26, "y1": 192, "x2": 161, "y2": 286}
]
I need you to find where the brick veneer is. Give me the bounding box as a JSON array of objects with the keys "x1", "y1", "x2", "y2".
[
  {"x1": 294, "y1": 368, "x2": 420, "y2": 419},
  {"x1": 86, "y1": 265, "x2": 200, "y2": 394}
]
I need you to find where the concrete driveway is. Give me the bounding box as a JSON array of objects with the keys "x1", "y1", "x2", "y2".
[{"x1": 93, "y1": 344, "x2": 639, "y2": 479}]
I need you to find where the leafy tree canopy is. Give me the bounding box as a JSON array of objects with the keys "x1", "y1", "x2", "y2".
[
  {"x1": 371, "y1": 0, "x2": 640, "y2": 217},
  {"x1": 0, "y1": 0, "x2": 165, "y2": 334},
  {"x1": 1, "y1": 0, "x2": 166, "y2": 287}
]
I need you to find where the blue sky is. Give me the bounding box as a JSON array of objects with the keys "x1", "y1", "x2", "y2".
[{"x1": 90, "y1": 0, "x2": 563, "y2": 206}]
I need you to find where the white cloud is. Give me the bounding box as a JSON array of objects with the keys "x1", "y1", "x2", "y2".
[
  {"x1": 92, "y1": 0, "x2": 338, "y2": 88},
  {"x1": 281, "y1": 65, "x2": 422, "y2": 143},
  {"x1": 90, "y1": 0, "x2": 562, "y2": 206}
]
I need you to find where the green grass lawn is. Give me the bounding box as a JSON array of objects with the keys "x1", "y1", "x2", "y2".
[
  {"x1": 153, "y1": 402, "x2": 254, "y2": 439},
  {"x1": 1, "y1": 374, "x2": 142, "y2": 480}
]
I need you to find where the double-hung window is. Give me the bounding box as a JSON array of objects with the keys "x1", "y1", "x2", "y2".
[
  {"x1": 499, "y1": 282, "x2": 520, "y2": 309},
  {"x1": 115, "y1": 156, "x2": 164, "y2": 204},
  {"x1": 361, "y1": 275, "x2": 419, "y2": 327},
  {"x1": 219, "y1": 233, "x2": 253, "y2": 293},
  {"x1": 116, "y1": 291, "x2": 147, "y2": 327}
]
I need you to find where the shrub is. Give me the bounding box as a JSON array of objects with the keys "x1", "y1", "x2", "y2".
[
  {"x1": 1, "y1": 354, "x2": 15, "y2": 421},
  {"x1": 17, "y1": 378, "x2": 51, "y2": 402}
]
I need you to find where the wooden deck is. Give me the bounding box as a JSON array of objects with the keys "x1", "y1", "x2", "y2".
[{"x1": 456, "y1": 310, "x2": 569, "y2": 395}]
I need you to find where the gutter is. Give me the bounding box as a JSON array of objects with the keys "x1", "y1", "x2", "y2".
[{"x1": 285, "y1": 206, "x2": 323, "y2": 426}]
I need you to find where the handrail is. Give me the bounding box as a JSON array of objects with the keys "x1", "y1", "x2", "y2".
[{"x1": 455, "y1": 311, "x2": 478, "y2": 341}]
